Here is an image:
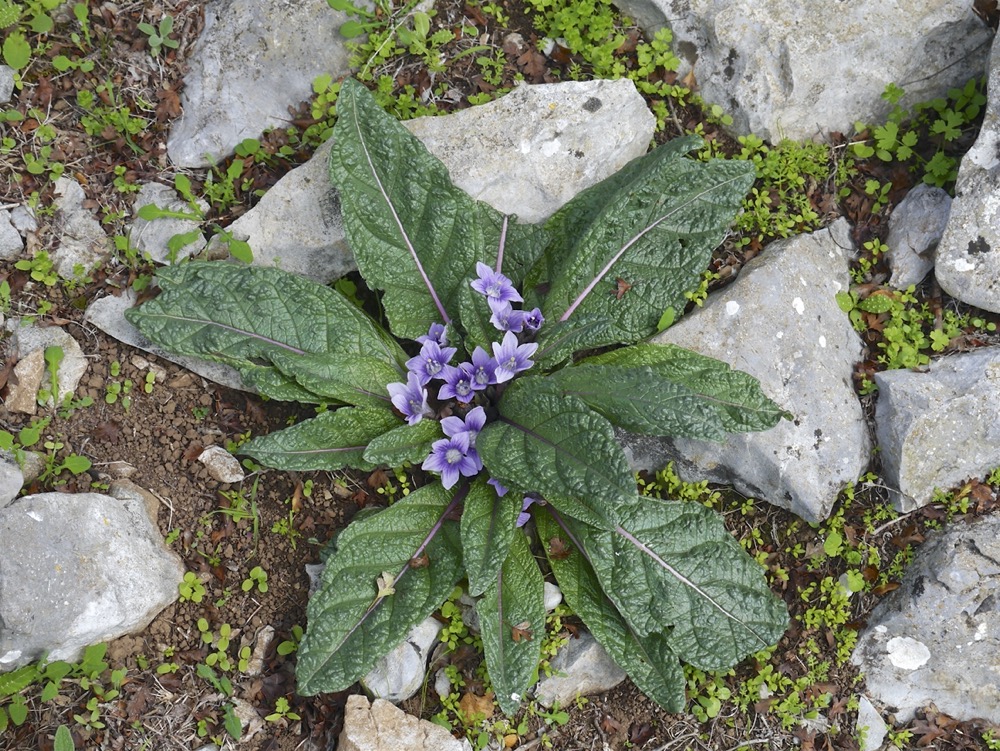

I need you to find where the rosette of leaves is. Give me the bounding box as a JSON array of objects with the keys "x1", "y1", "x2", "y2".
[{"x1": 126, "y1": 78, "x2": 789, "y2": 714}]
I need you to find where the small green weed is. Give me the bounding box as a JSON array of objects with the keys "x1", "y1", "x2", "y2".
[
  {"x1": 179, "y1": 571, "x2": 206, "y2": 603},
  {"x1": 137, "y1": 15, "x2": 179, "y2": 56},
  {"x1": 264, "y1": 696, "x2": 301, "y2": 724},
  {"x1": 242, "y1": 565, "x2": 268, "y2": 594},
  {"x1": 277, "y1": 625, "x2": 305, "y2": 656}
]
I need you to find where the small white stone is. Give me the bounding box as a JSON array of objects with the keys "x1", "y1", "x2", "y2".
[
  {"x1": 818, "y1": 335, "x2": 827, "y2": 348},
  {"x1": 725, "y1": 300, "x2": 741, "y2": 316},
  {"x1": 974, "y1": 622, "x2": 987, "y2": 641},
  {"x1": 886, "y1": 636, "x2": 930, "y2": 670},
  {"x1": 792, "y1": 296, "x2": 805, "y2": 314},
  {"x1": 197, "y1": 446, "x2": 245, "y2": 484},
  {"x1": 543, "y1": 582, "x2": 563, "y2": 611}
]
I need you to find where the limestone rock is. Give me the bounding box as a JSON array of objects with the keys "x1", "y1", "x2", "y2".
[
  {"x1": 166, "y1": 0, "x2": 354, "y2": 168},
  {"x1": 851, "y1": 515, "x2": 1000, "y2": 724},
  {"x1": 222, "y1": 79, "x2": 655, "y2": 283},
  {"x1": 339, "y1": 694, "x2": 470, "y2": 751},
  {"x1": 130, "y1": 183, "x2": 208, "y2": 263},
  {"x1": 630, "y1": 219, "x2": 870, "y2": 522},
  {"x1": 534, "y1": 631, "x2": 627, "y2": 708},
  {"x1": 197, "y1": 445, "x2": 245, "y2": 484},
  {"x1": 874, "y1": 347, "x2": 1000, "y2": 511},
  {"x1": 361, "y1": 617, "x2": 442, "y2": 702},
  {"x1": 4, "y1": 348, "x2": 44, "y2": 414},
  {"x1": 543, "y1": 581, "x2": 563, "y2": 612},
  {"x1": 615, "y1": 0, "x2": 991, "y2": 142},
  {"x1": 856, "y1": 695, "x2": 888, "y2": 751},
  {"x1": 0, "y1": 490, "x2": 184, "y2": 671},
  {"x1": 0, "y1": 453, "x2": 23, "y2": 509},
  {"x1": 0, "y1": 210, "x2": 22, "y2": 261},
  {"x1": 0, "y1": 64, "x2": 13, "y2": 104},
  {"x1": 936, "y1": 37, "x2": 1000, "y2": 313},
  {"x1": 11, "y1": 323, "x2": 89, "y2": 407},
  {"x1": 8, "y1": 205, "x2": 37, "y2": 234},
  {"x1": 52, "y1": 177, "x2": 109, "y2": 279},
  {"x1": 84, "y1": 290, "x2": 249, "y2": 392},
  {"x1": 885, "y1": 184, "x2": 951, "y2": 289}
]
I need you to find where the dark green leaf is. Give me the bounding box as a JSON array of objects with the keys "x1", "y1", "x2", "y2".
[
  {"x1": 0, "y1": 665, "x2": 39, "y2": 698},
  {"x1": 538, "y1": 138, "x2": 755, "y2": 345},
  {"x1": 330, "y1": 79, "x2": 491, "y2": 339},
  {"x1": 476, "y1": 531, "x2": 545, "y2": 716},
  {"x1": 581, "y1": 343, "x2": 788, "y2": 432},
  {"x1": 536, "y1": 511, "x2": 685, "y2": 711},
  {"x1": 543, "y1": 364, "x2": 727, "y2": 441},
  {"x1": 477, "y1": 203, "x2": 550, "y2": 291},
  {"x1": 579, "y1": 498, "x2": 788, "y2": 669},
  {"x1": 461, "y1": 476, "x2": 523, "y2": 596},
  {"x1": 456, "y1": 283, "x2": 498, "y2": 356},
  {"x1": 477, "y1": 380, "x2": 635, "y2": 529},
  {"x1": 296, "y1": 484, "x2": 464, "y2": 695},
  {"x1": 267, "y1": 350, "x2": 401, "y2": 410},
  {"x1": 532, "y1": 314, "x2": 618, "y2": 370},
  {"x1": 363, "y1": 418, "x2": 442, "y2": 466},
  {"x1": 223, "y1": 702, "x2": 242, "y2": 740},
  {"x1": 53, "y1": 725, "x2": 75, "y2": 751},
  {"x1": 240, "y1": 408, "x2": 399, "y2": 471}
]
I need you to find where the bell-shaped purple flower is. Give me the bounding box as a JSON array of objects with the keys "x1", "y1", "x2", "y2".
[
  {"x1": 417, "y1": 322, "x2": 448, "y2": 346},
  {"x1": 471, "y1": 262, "x2": 522, "y2": 306},
  {"x1": 438, "y1": 362, "x2": 475, "y2": 403},
  {"x1": 387, "y1": 371, "x2": 432, "y2": 425},
  {"x1": 422, "y1": 432, "x2": 480, "y2": 489},
  {"x1": 441, "y1": 406, "x2": 486, "y2": 446},
  {"x1": 492, "y1": 331, "x2": 538, "y2": 383},
  {"x1": 522, "y1": 307, "x2": 544, "y2": 332},
  {"x1": 489, "y1": 301, "x2": 527, "y2": 333},
  {"x1": 406, "y1": 340, "x2": 457, "y2": 385},
  {"x1": 470, "y1": 346, "x2": 498, "y2": 390},
  {"x1": 488, "y1": 478, "x2": 508, "y2": 497}
]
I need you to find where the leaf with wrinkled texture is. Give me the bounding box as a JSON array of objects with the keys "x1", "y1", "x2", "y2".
[
  {"x1": 577, "y1": 497, "x2": 788, "y2": 669},
  {"x1": 542, "y1": 364, "x2": 727, "y2": 441},
  {"x1": 536, "y1": 511, "x2": 685, "y2": 711},
  {"x1": 296, "y1": 485, "x2": 463, "y2": 695},
  {"x1": 362, "y1": 418, "x2": 442, "y2": 466},
  {"x1": 461, "y1": 476, "x2": 523, "y2": 596},
  {"x1": 536, "y1": 138, "x2": 755, "y2": 347},
  {"x1": 476, "y1": 531, "x2": 545, "y2": 716},
  {"x1": 531, "y1": 314, "x2": 618, "y2": 370},
  {"x1": 240, "y1": 408, "x2": 399, "y2": 471},
  {"x1": 267, "y1": 350, "x2": 400, "y2": 410},
  {"x1": 580, "y1": 343, "x2": 789, "y2": 432},
  {"x1": 477, "y1": 380, "x2": 636, "y2": 529}
]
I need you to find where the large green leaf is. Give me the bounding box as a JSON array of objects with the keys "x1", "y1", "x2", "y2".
[
  {"x1": 536, "y1": 138, "x2": 755, "y2": 346},
  {"x1": 126, "y1": 263, "x2": 403, "y2": 400},
  {"x1": 476, "y1": 530, "x2": 545, "y2": 716},
  {"x1": 461, "y1": 476, "x2": 523, "y2": 597},
  {"x1": 580, "y1": 343, "x2": 789, "y2": 432},
  {"x1": 362, "y1": 418, "x2": 442, "y2": 466},
  {"x1": 542, "y1": 364, "x2": 727, "y2": 441},
  {"x1": 330, "y1": 79, "x2": 491, "y2": 339},
  {"x1": 477, "y1": 203, "x2": 550, "y2": 291},
  {"x1": 536, "y1": 511, "x2": 685, "y2": 711},
  {"x1": 267, "y1": 350, "x2": 401, "y2": 410},
  {"x1": 240, "y1": 407, "x2": 399, "y2": 471},
  {"x1": 296, "y1": 485, "x2": 464, "y2": 695},
  {"x1": 576, "y1": 498, "x2": 788, "y2": 670},
  {"x1": 477, "y1": 379, "x2": 636, "y2": 529},
  {"x1": 531, "y1": 314, "x2": 618, "y2": 370}
]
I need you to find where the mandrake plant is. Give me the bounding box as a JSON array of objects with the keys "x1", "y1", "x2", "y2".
[{"x1": 127, "y1": 78, "x2": 790, "y2": 714}]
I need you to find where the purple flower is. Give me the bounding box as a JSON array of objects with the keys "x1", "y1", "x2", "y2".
[
  {"x1": 438, "y1": 362, "x2": 475, "y2": 403},
  {"x1": 471, "y1": 262, "x2": 522, "y2": 306},
  {"x1": 387, "y1": 371, "x2": 432, "y2": 425},
  {"x1": 489, "y1": 301, "x2": 527, "y2": 333},
  {"x1": 422, "y1": 432, "x2": 480, "y2": 489},
  {"x1": 516, "y1": 496, "x2": 536, "y2": 527},
  {"x1": 441, "y1": 406, "x2": 486, "y2": 445},
  {"x1": 470, "y1": 346, "x2": 498, "y2": 390},
  {"x1": 492, "y1": 331, "x2": 538, "y2": 383},
  {"x1": 522, "y1": 307, "x2": 544, "y2": 332},
  {"x1": 406, "y1": 340, "x2": 457, "y2": 384},
  {"x1": 488, "y1": 478, "x2": 508, "y2": 497},
  {"x1": 416, "y1": 322, "x2": 448, "y2": 346}
]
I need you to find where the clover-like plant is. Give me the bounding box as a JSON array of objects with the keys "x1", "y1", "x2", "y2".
[{"x1": 126, "y1": 78, "x2": 790, "y2": 714}]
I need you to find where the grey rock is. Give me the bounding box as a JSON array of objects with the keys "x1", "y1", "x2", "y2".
[
  {"x1": 197, "y1": 445, "x2": 245, "y2": 484},
  {"x1": 11, "y1": 323, "x2": 89, "y2": 407},
  {"x1": 856, "y1": 695, "x2": 888, "y2": 751},
  {"x1": 615, "y1": 0, "x2": 991, "y2": 142},
  {"x1": 52, "y1": 177, "x2": 109, "y2": 279},
  {"x1": 0, "y1": 64, "x2": 13, "y2": 104},
  {"x1": 0, "y1": 490, "x2": 184, "y2": 671},
  {"x1": 403, "y1": 79, "x2": 655, "y2": 223},
  {"x1": 0, "y1": 453, "x2": 23, "y2": 509},
  {"x1": 339, "y1": 695, "x2": 471, "y2": 751},
  {"x1": 9, "y1": 205, "x2": 37, "y2": 234},
  {"x1": 851, "y1": 515, "x2": 1000, "y2": 724},
  {"x1": 0, "y1": 210, "x2": 22, "y2": 260},
  {"x1": 873, "y1": 347, "x2": 1000, "y2": 511},
  {"x1": 167, "y1": 0, "x2": 354, "y2": 168},
  {"x1": 631, "y1": 219, "x2": 869, "y2": 522},
  {"x1": 305, "y1": 562, "x2": 324, "y2": 596},
  {"x1": 885, "y1": 184, "x2": 951, "y2": 289},
  {"x1": 4, "y1": 348, "x2": 44, "y2": 415},
  {"x1": 84, "y1": 290, "x2": 249, "y2": 392},
  {"x1": 936, "y1": 37, "x2": 1000, "y2": 313},
  {"x1": 543, "y1": 581, "x2": 563, "y2": 612},
  {"x1": 130, "y1": 183, "x2": 208, "y2": 263},
  {"x1": 361, "y1": 616, "x2": 442, "y2": 702},
  {"x1": 223, "y1": 79, "x2": 655, "y2": 283},
  {"x1": 534, "y1": 631, "x2": 627, "y2": 708},
  {"x1": 247, "y1": 625, "x2": 275, "y2": 677}
]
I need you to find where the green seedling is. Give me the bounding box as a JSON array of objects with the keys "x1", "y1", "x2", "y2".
[
  {"x1": 37, "y1": 345, "x2": 63, "y2": 407},
  {"x1": 179, "y1": 571, "x2": 206, "y2": 603},
  {"x1": 264, "y1": 696, "x2": 301, "y2": 723},
  {"x1": 137, "y1": 15, "x2": 179, "y2": 56},
  {"x1": 199, "y1": 619, "x2": 235, "y2": 671},
  {"x1": 241, "y1": 565, "x2": 268, "y2": 593},
  {"x1": 276, "y1": 625, "x2": 305, "y2": 656},
  {"x1": 15, "y1": 250, "x2": 59, "y2": 286},
  {"x1": 37, "y1": 438, "x2": 92, "y2": 484}
]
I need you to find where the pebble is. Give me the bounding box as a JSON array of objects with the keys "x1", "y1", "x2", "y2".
[{"x1": 197, "y1": 446, "x2": 245, "y2": 484}]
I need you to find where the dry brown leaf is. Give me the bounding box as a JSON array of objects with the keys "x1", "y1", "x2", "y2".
[{"x1": 459, "y1": 690, "x2": 495, "y2": 722}]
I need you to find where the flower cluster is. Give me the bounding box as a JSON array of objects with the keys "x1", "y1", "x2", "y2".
[{"x1": 385, "y1": 263, "x2": 543, "y2": 489}]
